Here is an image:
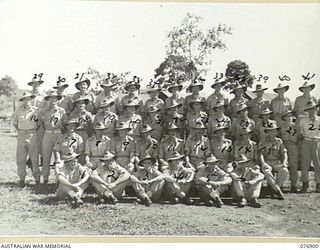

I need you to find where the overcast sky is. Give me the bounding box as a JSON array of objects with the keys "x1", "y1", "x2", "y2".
[{"x1": 0, "y1": 0, "x2": 319, "y2": 99}]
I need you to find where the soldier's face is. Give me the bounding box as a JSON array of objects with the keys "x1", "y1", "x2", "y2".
[
  {"x1": 128, "y1": 86, "x2": 137, "y2": 93},
  {"x1": 283, "y1": 115, "x2": 293, "y2": 123},
  {"x1": 102, "y1": 105, "x2": 111, "y2": 112},
  {"x1": 76, "y1": 101, "x2": 86, "y2": 110},
  {"x1": 215, "y1": 106, "x2": 225, "y2": 114},
  {"x1": 261, "y1": 114, "x2": 269, "y2": 121},
  {"x1": 126, "y1": 106, "x2": 136, "y2": 114},
  {"x1": 214, "y1": 84, "x2": 222, "y2": 91},
  {"x1": 79, "y1": 82, "x2": 88, "y2": 91},
  {"x1": 302, "y1": 86, "x2": 311, "y2": 94},
  {"x1": 171, "y1": 87, "x2": 179, "y2": 94},
  {"x1": 168, "y1": 130, "x2": 177, "y2": 137},
  {"x1": 118, "y1": 129, "x2": 127, "y2": 137},
  {"x1": 56, "y1": 88, "x2": 64, "y2": 95},
  {"x1": 49, "y1": 97, "x2": 58, "y2": 105},
  {"x1": 66, "y1": 124, "x2": 76, "y2": 132},
  {"x1": 206, "y1": 162, "x2": 217, "y2": 170},
  {"x1": 192, "y1": 103, "x2": 201, "y2": 112},
  {"x1": 168, "y1": 107, "x2": 178, "y2": 114},
  {"x1": 23, "y1": 97, "x2": 32, "y2": 106},
  {"x1": 257, "y1": 91, "x2": 264, "y2": 98},
  {"x1": 267, "y1": 129, "x2": 278, "y2": 138},
  {"x1": 148, "y1": 91, "x2": 158, "y2": 98},
  {"x1": 66, "y1": 159, "x2": 78, "y2": 169},
  {"x1": 191, "y1": 86, "x2": 200, "y2": 93},
  {"x1": 32, "y1": 83, "x2": 40, "y2": 90}
]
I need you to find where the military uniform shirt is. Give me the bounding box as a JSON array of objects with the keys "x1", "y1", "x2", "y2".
[
  {"x1": 159, "y1": 137, "x2": 185, "y2": 160},
  {"x1": 294, "y1": 95, "x2": 318, "y2": 117},
  {"x1": 248, "y1": 97, "x2": 270, "y2": 119},
  {"x1": 206, "y1": 93, "x2": 228, "y2": 112},
  {"x1": 110, "y1": 135, "x2": 135, "y2": 158},
  {"x1": 196, "y1": 164, "x2": 228, "y2": 182},
  {"x1": 119, "y1": 113, "x2": 142, "y2": 137},
  {"x1": 280, "y1": 123, "x2": 299, "y2": 144},
  {"x1": 85, "y1": 135, "x2": 111, "y2": 157},
  {"x1": 53, "y1": 132, "x2": 84, "y2": 156},
  {"x1": 56, "y1": 163, "x2": 87, "y2": 184},
  {"x1": 93, "y1": 111, "x2": 118, "y2": 137},
  {"x1": 136, "y1": 137, "x2": 159, "y2": 159},
  {"x1": 185, "y1": 136, "x2": 210, "y2": 159},
  {"x1": 234, "y1": 140, "x2": 259, "y2": 163},
  {"x1": 299, "y1": 116, "x2": 320, "y2": 140},
  {"x1": 227, "y1": 96, "x2": 249, "y2": 118},
  {"x1": 39, "y1": 106, "x2": 66, "y2": 130},
  {"x1": 258, "y1": 137, "x2": 287, "y2": 161},
  {"x1": 12, "y1": 106, "x2": 40, "y2": 130}
]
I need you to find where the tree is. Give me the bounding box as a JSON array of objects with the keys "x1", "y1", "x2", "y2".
[
  {"x1": 154, "y1": 13, "x2": 232, "y2": 86},
  {"x1": 0, "y1": 75, "x2": 18, "y2": 97},
  {"x1": 223, "y1": 60, "x2": 254, "y2": 91}
]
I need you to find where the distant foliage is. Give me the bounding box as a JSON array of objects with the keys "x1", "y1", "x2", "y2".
[{"x1": 0, "y1": 75, "x2": 18, "y2": 97}]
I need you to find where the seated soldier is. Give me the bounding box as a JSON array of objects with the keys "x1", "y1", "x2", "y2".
[
  {"x1": 84, "y1": 122, "x2": 111, "y2": 171},
  {"x1": 90, "y1": 152, "x2": 147, "y2": 204},
  {"x1": 210, "y1": 126, "x2": 233, "y2": 173},
  {"x1": 53, "y1": 118, "x2": 84, "y2": 165},
  {"x1": 185, "y1": 122, "x2": 211, "y2": 170},
  {"x1": 131, "y1": 154, "x2": 165, "y2": 205},
  {"x1": 195, "y1": 155, "x2": 232, "y2": 207},
  {"x1": 258, "y1": 121, "x2": 288, "y2": 200},
  {"x1": 230, "y1": 154, "x2": 264, "y2": 208},
  {"x1": 162, "y1": 152, "x2": 195, "y2": 205},
  {"x1": 55, "y1": 153, "x2": 90, "y2": 208}
]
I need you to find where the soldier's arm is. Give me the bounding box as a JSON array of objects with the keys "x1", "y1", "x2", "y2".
[
  {"x1": 146, "y1": 172, "x2": 165, "y2": 183},
  {"x1": 215, "y1": 174, "x2": 232, "y2": 186},
  {"x1": 74, "y1": 168, "x2": 90, "y2": 186},
  {"x1": 185, "y1": 169, "x2": 195, "y2": 183},
  {"x1": 55, "y1": 167, "x2": 77, "y2": 189},
  {"x1": 280, "y1": 143, "x2": 288, "y2": 167},
  {"x1": 115, "y1": 169, "x2": 131, "y2": 185}
]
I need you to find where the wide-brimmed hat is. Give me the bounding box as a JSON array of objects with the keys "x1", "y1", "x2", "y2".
[
  {"x1": 203, "y1": 155, "x2": 220, "y2": 164},
  {"x1": 75, "y1": 79, "x2": 90, "y2": 90},
  {"x1": 273, "y1": 83, "x2": 289, "y2": 93},
  {"x1": 53, "y1": 81, "x2": 68, "y2": 89},
  {"x1": 165, "y1": 100, "x2": 182, "y2": 110},
  {"x1": 115, "y1": 122, "x2": 131, "y2": 131},
  {"x1": 231, "y1": 84, "x2": 247, "y2": 94},
  {"x1": 264, "y1": 121, "x2": 279, "y2": 133},
  {"x1": 299, "y1": 82, "x2": 315, "y2": 92},
  {"x1": 146, "y1": 85, "x2": 162, "y2": 93},
  {"x1": 239, "y1": 127, "x2": 254, "y2": 136},
  {"x1": 147, "y1": 105, "x2": 160, "y2": 113},
  {"x1": 62, "y1": 153, "x2": 80, "y2": 163},
  {"x1": 167, "y1": 151, "x2": 185, "y2": 161},
  {"x1": 236, "y1": 103, "x2": 249, "y2": 113},
  {"x1": 64, "y1": 118, "x2": 80, "y2": 128},
  {"x1": 44, "y1": 90, "x2": 62, "y2": 100},
  {"x1": 166, "y1": 123, "x2": 180, "y2": 131},
  {"x1": 253, "y1": 84, "x2": 268, "y2": 93},
  {"x1": 259, "y1": 107, "x2": 273, "y2": 117},
  {"x1": 123, "y1": 99, "x2": 140, "y2": 108},
  {"x1": 141, "y1": 124, "x2": 153, "y2": 133},
  {"x1": 281, "y1": 110, "x2": 296, "y2": 120},
  {"x1": 191, "y1": 121, "x2": 206, "y2": 130},
  {"x1": 19, "y1": 91, "x2": 35, "y2": 101},
  {"x1": 187, "y1": 79, "x2": 204, "y2": 91},
  {"x1": 168, "y1": 82, "x2": 183, "y2": 93},
  {"x1": 72, "y1": 97, "x2": 89, "y2": 105},
  {"x1": 100, "y1": 151, "x2": 116, "y2": 161},
  {"x1": 211, "y1": 78, "x2": 226, "y2": 89},
  {"x1": 235, "y1": 154, "x2": 251, "y2": 164},
  {"x1": 304, "y1": 100, "x2": 319, "y2": 111},
  {"x1": 189, "y1": 98, "x2": 205, "y2": 108},
  {"x1": 212, "y1": 125, "x2": 229, "y2": 133},
  {"x1": 124, "y1": 79, "x2": 141, "y2": 91},
  {"x1": 99, "y1": 98, "x2": 115, "y2": 109},
  {"x1": 27, "y1": 79, "x2": 44, "y2": 86},
  {"x1": 93, "y1": 122, "x2": 107, "y2": 130},
  {"x1": 213, "y1": 100, "x2": 228, "y2": 111},
  {"x1": 138, "y1": 154, "x2": 156, "y2": 165}
]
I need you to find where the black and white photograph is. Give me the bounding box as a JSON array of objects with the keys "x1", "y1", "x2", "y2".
[{"x1": 0, "y1": 0, "x2": 319, "y2": 238}]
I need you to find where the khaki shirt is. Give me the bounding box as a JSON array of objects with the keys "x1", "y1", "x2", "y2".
[
  {"x1": 133, "y1": 166, "x2": 162, "y2": 180},
  {"x1": 258, "y1": 137, "x2": 287, "y2": 162},
  {"x1": 39, "y1": 106, "x2": 66, "y2": 130},
  {"x1": 56, "y1": 163, "x2": 87, "y2": 184},
  {"x1": 196, "y1": 164, "x2": 228, "y2": 182},
  {"x1": 299, "y1": 116, "x2": 320, "y2": 140},
  {"x1": 270, "y1": 96, "x2": 292, "y2": 120},
  {"x1": 248, "y1": 97, "x2": 270, "y2": 119},
  {"x1": 256, "y1": 119, "x2": 276, "y2": 142},
  {"x1": 206, "y1": 93, "x2": 228, "y2": 113},
  {"x1": 279, "y1": 122, "x2": 298, "y2": 144},
  {"x1": 68, "y1": 110, "x2": 93, "y2": 133},
  {"x1": 159, "y1": 137, "x2": 184, "y2": 160},
  {"x1": 234, "y1": 139, "x2": 259, "y2": 163},
  {"x1": 53, "y1": 132, "x2": 84, "y2": 156},
  {"x1": 110, "y1": 135, "x2": 135, "y2": 159},
  {"x1": 227, "y1": 96, "x2": 249, "y2": 118},
  {"x1": 93, "y1": 111, "x2": 118, "y2": 137},
  {"x1": 165, "y1": 164, "x2": 194, "y2": 181},
  {"x1": 136, "y1": 137, "x2": 159, "y2": 159},
  {"x1": 210, "y1": 139, "x2": 233, "y2": 165},
  {"x1": 85, "y1": 135, "x2": 111, "y2": 157},
  {"x1": 71, "y1": 91, "x2": 96, "y2": 113},
  {"x1": 294, "y1": 95, "x2": 317, "y2": 117},
  {"x1": 231, "y1": 117, "x2": 255, "y2": 138},
  {"x1": 96, "y1": 162, "x2": 127, "y2": 182},
  {"x1": 119, "y1": 113, "x2": 142, "y2": 137},
  {"x1": 185, "y1": 136, "x2": 210, "y2": 159},
  {"x1": 12, "y1": 106, "x2": 40, "y2": 130},
  {"x1": 120, "y1": 94, "x2": 144, "y2": 115}
]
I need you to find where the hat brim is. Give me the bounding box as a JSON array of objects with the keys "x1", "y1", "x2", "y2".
[
  {"x1": 73, "y1": 99, "x2": 89, "y2": 105},
  {"x1": 64, "y1": 153, "x2": 81, "y2": 162},
  {"x1": 124, "y1": 83, "x2": 141, "y2": 91},
  {"x1": 99, "y1": 101, "x2": 115, "y2": 108},
  {"x1": 213, "y1": 127, "x2": 229, "y2": 133},
  {"x1": 299, "y1": 84, "x2": 315, "y2": 92},
  {"x1": 211, "y1": 81, "x2": 226, "y2": 88},
  {"x1": 213, "y1": 104, "x2": 227, "y2": 111},
  {"x1": 264, "y1": 127, "x2": 279, "y2": 133},
  {"x1": 148, "y1": 108, "x2": 160, "y2": 113},
  {"x1": 281, "y1": 111, "x2": 296, "y2": 120},
  {"x1": 231, "y1": 86, "x2": 247, "y2": 94},
  {"x1": 167, "y1": 155, "x2": 185, "y2": 161},
  {"x1": 64, "y1": 122, "x2": 80, "y2": 127},
  {"x1": 203, "y1": 159, "x2": 220, "y2": 164},
  {"x1": 165, "y1": 103, "x2": 182, "y2": 110},
  {"x1": 259, "y1": 111, "x2": 273, "y2": 117},
  {"x1": 141, "y1": 128, "x2": 153, "y2": 133},
  {"x1": 253, "y1": 88, "x2": 268, "y2": 93},
  {"x1": 240, "y1": 130, "x2": 254, "y2": 136},
  {"x1": 53, "y1": 84, "x2": 69, "y2": 89},
  {"x1": 191, "y1": 126, "x2": 206, "y2": 130},
  {"x1": 27, "y1": 80, "x2": 44, "y2": 86},
  {"x1": 100, "y1": 155, "x2": 116, "y2": 161},
  {"x1": 115, "y1": 127, "x2": 132, "y2": 131},
  {"x1": 236, "y1": 107, "x2": 249, "y2": 113},
  {"x1": 75, "y1": 79, "x2": 90, "y2": 90},
  {"x1": 45, "y1": 95, "x2": 62, "y2": 101},
  {"x1": 189, "y1": 101, "x2": 204, "y2": 108},
  {"x1": 138, "y1": 157, "x2": 156, "y2": 165},
  {"x1": 188, "y1": 84, "x2": 204, "y2": 91},
  {"x1": 304, "y1": 104, "x2": 319, "y2": 112},
  {"x1": 19, "y1": 95, "x2": 36, "y2": 101},
  {"x1": 237, "y1": 159, "x2": 251, "y2": 164},
  {"x1": 273, "y1": 85, "x2": 289, "y2": 93},
  {"x1": 168, "y1": 85, "x2": 183, "y2": 93}
]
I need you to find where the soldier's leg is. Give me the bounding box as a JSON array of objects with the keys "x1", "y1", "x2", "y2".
[
  {"x1": 232, "y1": 180, "x2": 245, "y2": 199},
  {"x1": 112, "y1": 179, "x2": 130, "y2": 199},
  {"x1": 301, "y1": 140, "x2": 312, "y2": 184},
  {"x1": 41, "y1": 133, "x2": 54, "y2": 181},
  {"x1": 244, "y1": 180, "x2": 263, "y2": 200},
  {"x1": 272, "y1": 164, "x2": 289, "y2": 187},
  {"x1": 56, "y1": 183, "x2": 77, "y2": 200},
  {"x1": 179, "y1": 182, "x2": 192, "y2": 195},
  {"x1": 262, "y1": 163, "x2": 280, "y2": 192},
  {"x1": 148, "y1": 180, "x2": 165, "y2": 201},
  {"x1": 286, "y1": 144, "x2": 299, "y2": 189},
  {"x1": 28, "y1": 132, "x2": 40, "y2": 182},
  {"x1": 311, "y1": 142, "x2": 320, "y2": 185},
  {"x1": 166, "y1": 182, "x2": 186, "y2": 199},
  {"x1": 37, "y1": 126, "x2": 44, "y2": 161},
  {"x1": 16, "y1": 134, "x2": 28, "y2": 185}
]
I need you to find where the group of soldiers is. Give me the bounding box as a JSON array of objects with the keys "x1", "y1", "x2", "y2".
[{"x1": 12, "y1": 74, "x2": 320, "y2": 208}]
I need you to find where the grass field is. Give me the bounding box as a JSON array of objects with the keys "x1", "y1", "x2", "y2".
[{"x1": 0, "y1": 132, "x2": 320, "y2": 237}]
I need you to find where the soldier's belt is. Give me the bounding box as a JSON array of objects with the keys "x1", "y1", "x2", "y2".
[
  {"x1": 283, "y1": 141, "x2": 297, "y2": 145},
  {"x1": 18, "y1": 129, "x2": 36, "y2": 133},
  {"x1": 304, "y1": 137, "x2": 320, "y2": 142},
  {"x1": 45, "y1": 129, "x2": 62, "y2": 134}
]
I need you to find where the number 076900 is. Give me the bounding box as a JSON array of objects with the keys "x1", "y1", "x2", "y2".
[{"x1": 300, "y1": 244, "x2": 319, "y2": 248}]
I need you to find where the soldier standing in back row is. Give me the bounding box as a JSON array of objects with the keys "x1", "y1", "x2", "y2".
[
  {"x1": 206, "y1": 78, "x2": 228, "y2": 116},
  {"x1": 227, "y1": 83, "x2": 249, "y2": 119},
  {"x1": 53, "y1": 80, "x2": 71, "y2": 115},
  {"x1": 39, "y1": 90, "x2": 66, "y2": 184},
  {"x1": 12, "y1": 92, "x2": 41, "y2": 187},
  {"x1": 248, "y1": 84, "x2": 270, "y2": 125},
  {"x1": 183, "y1": 78, "x2": 206, "y2": 116},
  {"x1": 165, "y1": 81, "x2": 185, "y2": 115},
  {"x1": 71, "y1": 78, "x2": 96, "y2": 114}
]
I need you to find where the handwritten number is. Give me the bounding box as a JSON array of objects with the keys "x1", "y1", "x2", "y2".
[{"x1": 70, "y1": 138, "x2": 76, "y2": 147}]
